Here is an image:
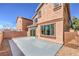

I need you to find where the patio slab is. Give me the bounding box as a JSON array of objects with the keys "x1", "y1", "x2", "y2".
[{"x1": 9, "y1": 37, "x2": 63, "y2": 56}]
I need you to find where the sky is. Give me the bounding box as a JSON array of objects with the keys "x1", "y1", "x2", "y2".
[
  {"x1": 0, "y1": 3, "x2": 79, "y2": 29},
  {"x1": 70, "y1": 3, "x2": 79, "y2": 19}
]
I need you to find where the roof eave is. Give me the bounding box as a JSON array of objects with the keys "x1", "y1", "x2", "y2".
[{"x1": 32, "y1": 3, "x2": 44, "y2": 19}]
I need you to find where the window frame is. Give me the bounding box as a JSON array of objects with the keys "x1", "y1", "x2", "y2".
[
  {"x1": 30, "y1": 29, "x2": 36, "y2": 36},
  {"x1": 40, "y1": 23, "x2": 56, "y2": 38}
]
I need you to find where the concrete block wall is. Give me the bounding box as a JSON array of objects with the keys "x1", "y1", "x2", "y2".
[
  {"x1": 3, "y1": 31, "x2": 27, "y2": 39},
  {"x1": 64, "y1": 32, "x2": 76, "y2": 44},
  {"x1": 12, "y1": 31, "x2": 27, "y2": 38},
  {"x1": 0, "y1": 31, "x2": 3, "y2": 47}
]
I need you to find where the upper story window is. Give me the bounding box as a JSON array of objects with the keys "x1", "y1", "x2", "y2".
[
  {"x1": 53, "y1": 3, "x2": 61, "y2": 11},
  {"x1": 33, "y1": 18, "x2": 38, "y2": 23},
  {"x1": 54, "y1": 3, "x2": 61, "y2": 7},
  {"x1": 38, "y1": 11, "x2": 41, "y2": 18},
  {"x1": 35, "y1": 18, "x2": 38, "y2": 23}
]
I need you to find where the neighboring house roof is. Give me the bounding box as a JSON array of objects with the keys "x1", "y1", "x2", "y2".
[{"x1": 16, "y1": 16, "x2": 33, "y2": 22}]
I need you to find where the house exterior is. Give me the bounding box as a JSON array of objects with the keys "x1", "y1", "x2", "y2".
[
  {"x1": 16, "y1": 17, "x2": 33, "y2": 31},
  {"x1": 27, "y1": 3, "x2": 71, "y2": 44}
]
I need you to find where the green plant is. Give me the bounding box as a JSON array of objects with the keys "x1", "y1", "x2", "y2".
[
  {"x1": 72, "y1": 17, "x2": 79, "y2": 31},
  {"x1": 64, "y1": 24, "x2": 70, "y2": 31}
]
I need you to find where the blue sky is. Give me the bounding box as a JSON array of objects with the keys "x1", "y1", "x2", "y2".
[
  {"x1": 0, "y1": 3, "x2": 79, "y2": 28},
  {"x1": 70, "y1": 3, "x2": 79, "y2": 18}
]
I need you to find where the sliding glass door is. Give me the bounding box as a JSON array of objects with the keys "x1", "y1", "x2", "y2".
[{"x1": 30, "y1": 29, "x2": 36, "y2": 36}]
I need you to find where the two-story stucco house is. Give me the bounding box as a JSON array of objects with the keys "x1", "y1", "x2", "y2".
[
  {"x1": 27, "y1": 3, "x2": 71, "y2": 44},
  {"x1": 16, "y1": 17, "x2": 33, "y2": 31}
]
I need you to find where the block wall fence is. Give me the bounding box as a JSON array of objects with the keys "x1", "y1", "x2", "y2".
[{"x1": 0, "y1": 31, "x2": 27, "y2": 47}]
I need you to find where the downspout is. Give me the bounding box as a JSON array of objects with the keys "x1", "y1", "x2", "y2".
[{"x1": 63, "y1": 3, "x2": 65, "y2": 45}]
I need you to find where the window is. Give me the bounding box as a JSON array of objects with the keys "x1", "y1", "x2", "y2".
[
  {"x1": 54, "y1": 3, "x2": 61, "y2": 8},
  {"x1": 53, "y1": 3, "x2": 61, "y2": 11},
  {"x1": 34, "y1": 18, "x2": 38, "y2": 23},
  {"x1": 41, "y1": 24, "x2": 55, "y2": 35}
]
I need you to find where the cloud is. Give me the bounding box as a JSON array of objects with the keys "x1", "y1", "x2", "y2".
[{"x1": 0, "y1": 25, "x2": 3, "y2": 28}]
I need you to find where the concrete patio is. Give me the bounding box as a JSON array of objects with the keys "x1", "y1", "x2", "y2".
[{"x1": 9, "y1": 37, "x2": 63, "y2": 56}]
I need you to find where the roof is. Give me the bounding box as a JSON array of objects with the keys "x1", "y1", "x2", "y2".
[
  {"x1": 32, "y1": 12, "x2": 37, "y2": 19},
  {"x1": 32, "y1": 3, "x2": 44, "y2": 19},
  {"x1": 21, "y1": 17, "x2": 32, "y2": 21},
  {"x1": 35, "y1": 3, "x2": 44, "y2": 12},
  {"x1": 16, "y1": 16, "x2": 33, "y2": 22}
]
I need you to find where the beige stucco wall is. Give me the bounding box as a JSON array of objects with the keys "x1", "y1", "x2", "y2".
[
  {"x1": 27, "y1": 28, "x2": 30, "y2": 37},
  {"x1": 16, "y1": 17, "x2": 23, "y2": 31},
  {"x1": 36, "y1": 20, "x2": 63, "y2": 44},
  {"x1": 22, "y1": 19, "x2": 32, "y2": 31},
  {"x1": 37, "y1": 3, "x2": 63, "y2": 24},
  {"x1": 36, "y1": 4, "x2": 64, "y2": 44}
]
